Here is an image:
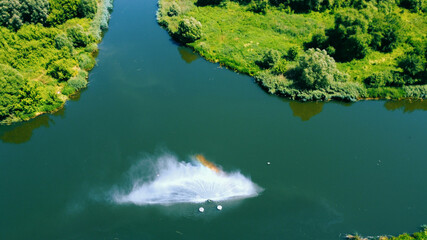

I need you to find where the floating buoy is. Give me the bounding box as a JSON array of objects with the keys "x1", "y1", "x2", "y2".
[
  {"x1": 216, "y1": 205, "x2": 222, "y2": 211},
  {"x1": 267, "y1": 162, "x2": 271, "y2": 165},
  {"x1": 198, "y1": 207, "x2": 204, "y2": 213}
]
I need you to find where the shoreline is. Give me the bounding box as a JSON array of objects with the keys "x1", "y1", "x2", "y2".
[
  {"x1": 156, "y1": 0, "x2": 426, "y2": 102},
  {"x1": 0, "y1": 0, "x2": 114, "y2": 125}
]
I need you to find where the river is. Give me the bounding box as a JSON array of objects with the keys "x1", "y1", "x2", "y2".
[{"x1": 0, "y1": 0, "x2": 426, "y2": 239}]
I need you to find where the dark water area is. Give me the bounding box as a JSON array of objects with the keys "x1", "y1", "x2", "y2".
[{"x1": 1, "y1": 0, "x2": 426, "y2": 239}]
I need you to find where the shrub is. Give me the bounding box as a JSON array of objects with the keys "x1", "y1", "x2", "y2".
[
  {"x1": 46, "y1": 0, "x2": 81, "y2": 26},
  {"x1": 369, "y1": 14, "x2": 402, "y2": 53},
  {"x1": 67, "y1": 70, "x2": 88, "y2": 90},
  {"x1": 84, "y1": 42, "x2": 98, "y2": 53},
  {"x1": 287, "y1": 46, "x2": 299, "y2": 61},
  {"x1": 398, "y1": 53, "x2": 426, "y2": 78},
  {"x1": 328, "y1": 9, "x2": 371, "y2": 62},
  {"x1": 364, "y1": 71, "x2": 394, "y2": 88},
  {"x1": 78, "y1": 0, "x2": 97, "y2": 18},
  {"x1": 67, "y1": 24, "x2": 90, "y2": 47},
  {"x1": 47, "y1": 58, "x2": 78, "y2": 81},
  {"x1": 248, "y1": 0, "x2": 268, "y2": 14},
  {"x1": 258, "y1": 49, "x2": 281, "y2": 69},
  {"x1": 77, "y1": 53, "x2": 95, "y2": 70},
  {"x1": 0, "y1": 0, "x2": 49, "y2": 30},
  {"x1": 403, "y1": 85, "x2": 427, "y2": 98},
  {"x1": 196, "y1": 0, "x2": 223, "y2": 6},
  {"x1": 304, "y1": 32, "x2": 328, "y2": 50},
  {"x1": 54, "y1": 33, "x2": 74, "y2": 51},
  {"x1": 399, "y1": 0, "x2": 423, "y2": 12},
  {"x1": 176, "y1": 17, "x2": 202, "y2": 43},
  {"x1": 273, "y1": 59, "x2": 287, "y2": 74},
  {"x1": 295, "y1": 48, "x2": 345, "y2": 89},
  {"x1": 0, "y1": 64, "x2": 40, "y2": 122},
  {"x1": 167, "y1": 2, "x2": 181, "y2": 16}
]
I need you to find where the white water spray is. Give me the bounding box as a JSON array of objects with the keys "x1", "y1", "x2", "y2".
[{"x1": 113, "y1": 154, "x2": 261, "y2": 205}]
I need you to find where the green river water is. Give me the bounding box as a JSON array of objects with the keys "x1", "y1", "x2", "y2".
[{"x1": 1, "y1": 0, "x2": 426, "y2": 239}]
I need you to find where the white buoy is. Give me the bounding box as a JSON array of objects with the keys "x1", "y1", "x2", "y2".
[
  {"x1": 267, "y1": 162, "x2": 271, "y2": 165},
  {"x1": 216, "y1": 205, "x2": 222, "y2": 211},
  {"x1": 198, "y1": 207, "x2": 205, "y2": 213}
]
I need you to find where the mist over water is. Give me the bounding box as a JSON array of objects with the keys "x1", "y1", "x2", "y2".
[{"x1": 113, "y1": 154, "x2": 262, "y2": 205}]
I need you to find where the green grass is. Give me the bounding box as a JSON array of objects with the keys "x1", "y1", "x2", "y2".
[
  {"x1": 0, "y1": 0, "x2": 113, "y2": 124},
  {"x1": 157, "y1": 0, "x2": 426, "y2": 101}
]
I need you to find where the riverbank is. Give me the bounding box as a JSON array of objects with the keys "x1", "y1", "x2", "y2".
[
  {"x1": 346, "y1": 225, "x2": 427, "y2": 240},
  {"x1": 157, "y1": 0, "x2": 426, "y2": 102},
  {"x1": 0, "y1": 0, "x2": 113, "y2": 124}
]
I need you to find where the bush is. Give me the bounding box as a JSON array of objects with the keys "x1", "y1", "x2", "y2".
[
  {"x1": 287, "y1": 46, "x2": 299, "y2": 61},
  {"x1": 248, "y1": 0, "x2": 268, "y2": 14},
  {"x1": 78, "y1": 0, "x2": 97, "y2": 19},
  {"x1": 47, "y1": 58, "x2": 78, "y2": 81},
  {"x1": 398, "y1": 53, "x2": 426, "y2": 78},
  {"x1": 269, "y1": 0, "x2": 329, "y2": 12},
  {"x1": 196, "y1": 0, "x2": 223, "y2": 6},
  {"x1": 55, "y1": 33, "x2": 74, "y2": 51},
  {"x1": 328, "y1": 9, "x2": 371, "y2": 62},
  {"x1": 77, "y1": 53, "x2": 95, "y2": 70},
  {"x1": 296, "y1": 48, "x2": 346, "y2": 89},
  {"x1": 84, "y1": 42, "x2": 98, "y2": 53},
  {"x1": 0, "y1": 64, "x2": 40, "y2": 122},
  {"x1": 364, "y1": 71, "x2": 394, "y2": 88},
  {"x1": 399, "y1": 0, "x2": 423, "y2": 12},
  {"x1": 403, "y1": 85, "x2": 427, "y2": 98},
  {"x1": 46, "y1": 0, "x2": 81, "y2": 26},
  {"x1": 369, "y1": 14, "x2": 402, "y2": 52},
  {"x1": 304, "y1": 32, "x2": 329, "y2": 50},
  {"x1": 67, "y1": 24, "x2": 90, "y2": 47},
  {"x1": 273, "y1": 59, "x2": 287, "y2": 74},
  {"x1": 67, "y1": 70, "x2": 88, "y2": 90},
  {"x1": 176, "y1": 17, "x2": 202, "y2": 43},
  {"x1": 167, "y1": 2, "x2": 181, "y2": 17},
  {"x1": 258, "y1": 49, "x2": 281, "y2": 69},
  {"x1": 0, "y1": 0, "x2": 49, "y2": 30}
]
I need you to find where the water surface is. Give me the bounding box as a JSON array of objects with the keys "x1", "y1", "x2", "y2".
[{"x1": 1, "y1": 0, "x2": 426, "y2": 239}]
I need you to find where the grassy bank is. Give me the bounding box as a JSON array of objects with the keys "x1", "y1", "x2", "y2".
[
  {"x1": 346, "y1": 225, "x2": 427, "y2": 240},
  {"x1": 0, "y1": 0, "x2": 113, "y2": 124},
  {"x1": 157, "y1": 0, "x2": 426, "y2": 102}
]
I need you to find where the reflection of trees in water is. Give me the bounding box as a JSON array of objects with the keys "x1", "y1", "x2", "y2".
[
  {"x1": 0, "y1": 108, "x2": 65, "y2": 144},
  {"x1": 289, "y1": 101, "x2": 325, "y2": 121},
  {"x1": 178, "y1": 46, "x2": 199, "y2": 64},
  {"x1": 384, "y1": 100, "x2": 427, "y2": 113},
  {"x1": 0, "y1": 86, "x2": 83, "y2": 144}
]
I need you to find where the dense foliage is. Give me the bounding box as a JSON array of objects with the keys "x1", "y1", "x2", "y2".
[
  {"x1": 0, "y1": 0, "x2": 113, "y2": 124},
  {"x1": 0, "y1": 0, "x2": 50, "y2": 30},
  {"x1": 158, "y1": 0, "x2": 426, "y2": 101},
  {"x1": 348, "y1": 225, "x2": 427, "y2": 240}
]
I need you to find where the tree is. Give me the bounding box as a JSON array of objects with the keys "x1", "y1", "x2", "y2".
[
  {"x1": 295, "y1": 48, "x2": 347, "y2": 89},
  {"x1": 55, "y1": 33, "x2": 74, "y2": 51},
  {"x1": 398, "y1": 54, "x2": 426, "y2": 78},
  {"x1": 369, "y1": 13, "x2": 402, "y2": 52},
  {"x1": 20, "y1": 0, "x2": 50, "y2": 24},
  {"x1": 78, "y1": 0, "x2": 97, "y2": 18},
  {"x1": 0, "y1": 64, "x2": 40, "y2": 121},
  {"x1": 327, "y1": 9, "x2": 371, "y2": 61},
  {"x1": 175, "y1": 17, "x2": 202, "y2": 43},
  {"x1": 66, "y1": 24, "x2": 89, "y2": 47},
  {"x1": 258, "y1": 49, "x2": 281, "y2": 69},
  {"x1": 47, "y1": 58, "x2": 78, "y2": 81},
  {"x1": 399, "y1": 0, "x2": 423, "y2": 12},
  {"x1": 0, "y1": 0, "x2": 49, "y2": 30},
  {"x1": 248, "y1": 0, "x2": 268, "y2": 14},
  {"x1": 196, "y1": 0, "x2": 223, "y2": 6},
  {"x1": 46, "y1": 0, "x2": 80, "y2": 26},
  {"x1": 287, "y1": 46, "x2": 299, "y2": 61}
]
